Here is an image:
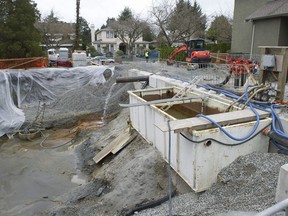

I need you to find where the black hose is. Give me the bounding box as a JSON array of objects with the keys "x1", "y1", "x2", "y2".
[
  {"x1": 180, "y1": 122, "x2": 272, "y2": 146},
  {"x1": 116, "y1": 76, "x2": 149, "y2": 84},
  {"x1": 206, "y1": 83, "x2": 244, "y2": 96},
  {"x1": 123, "y1": 190, "x2": 177, "y2": 216},
  {"x1": 267, "y1": 131, "x2": 288, "y2": 147},
  {"x1": 215, "y1": 70, "x2": 232, "y2": 87}
]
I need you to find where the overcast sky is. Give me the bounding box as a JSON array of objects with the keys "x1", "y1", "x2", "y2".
[{"x1": 33, "y1": 0, "x2": 234, "y2": 29}]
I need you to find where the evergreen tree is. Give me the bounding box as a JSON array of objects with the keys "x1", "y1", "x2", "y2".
[
  {"x1": 142, "y1": 24, "x2": 155, "y2": 42},
  {"x1": 206, "y1": 15, "x2": 232, "y2": 43},
  {"x1": 79, "y1": 17, "x2": 91, "y2": 50},
  {"x1": 0, "y1": 0, "x2": 42, "y2": 58},
  {"x1": 118, "y1": 7, "x2": 133, "y2": 21},
  {"x1": 43, "y1": 10, "x2": 59, "y2": 23}
]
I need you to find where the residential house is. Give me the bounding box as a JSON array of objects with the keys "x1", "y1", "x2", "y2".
[
  {"x1": 231, "y1": 0, "x2": 288, "y2": 55},
  {"x1": 90, "y1": 26, "x2": 150, "y2": 56}
]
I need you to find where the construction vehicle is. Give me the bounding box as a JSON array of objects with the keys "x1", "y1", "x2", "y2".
[{"x1": 167, "y1": 39, "x2": 211, "y2": 65}]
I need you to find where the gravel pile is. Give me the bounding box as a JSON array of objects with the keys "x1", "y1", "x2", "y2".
[{"x1": 22, "y1": 66, "x2": 133, "y2": 129}]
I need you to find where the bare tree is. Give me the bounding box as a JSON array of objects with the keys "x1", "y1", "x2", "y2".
[
  {"x1": 35, "y1": 10, "x2": 63, "y2": 49},
  {"x1": 150, "y1": 0, "x2": 174, "y2": 46},
  {"x1": 151, "y1": 0, "x2": 207, "y2": 46},
  {"x1": 111, "y1": 7, "x2": 147, "y2": 55}
]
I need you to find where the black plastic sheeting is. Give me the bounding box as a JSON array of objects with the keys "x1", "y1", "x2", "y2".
[{"x1": 0, "y1": 66, "x2": 114, "y2": 137}]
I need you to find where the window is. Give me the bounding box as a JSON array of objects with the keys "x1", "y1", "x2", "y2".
[{"x1": 105, "y1": 31, "x2": 114, "y2": 38}]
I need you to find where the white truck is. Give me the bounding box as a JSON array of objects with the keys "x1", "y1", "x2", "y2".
[{"x1": 47, "y1": 49, "x2": 58, "y2": 65}]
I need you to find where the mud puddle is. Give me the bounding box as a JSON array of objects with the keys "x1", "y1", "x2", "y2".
[{"x1": 0, "y1": 127, "x2": 95, "y2": 216}]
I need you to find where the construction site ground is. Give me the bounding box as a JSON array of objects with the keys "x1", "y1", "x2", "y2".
[{"x1": 0, "y1": 61, "x2": 288, "y2": 216}]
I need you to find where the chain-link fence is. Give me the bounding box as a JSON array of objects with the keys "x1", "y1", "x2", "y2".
[{"x1": 120, "y1": 58, "x2": 260, "y2": 90}]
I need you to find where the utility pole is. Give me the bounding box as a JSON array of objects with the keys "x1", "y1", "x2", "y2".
[{"x1": 74, "y1": 0, "x2": 81, "y2": 50}]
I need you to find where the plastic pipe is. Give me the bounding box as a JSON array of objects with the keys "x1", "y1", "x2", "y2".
[{"x1": 116, "y1": 76, "x2": 149, "y2": 83}]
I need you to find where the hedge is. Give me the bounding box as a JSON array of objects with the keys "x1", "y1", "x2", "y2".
[{"x1": 159, "y1": 43, "x2": 231, "y2": 61}]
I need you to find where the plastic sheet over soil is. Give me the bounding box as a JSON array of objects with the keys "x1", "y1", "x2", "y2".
[
  {"x1": 0, "y1": 72, "x2": 25, "y2": 137},
  {"x1": 0, "y1": 66, "x2": 114, "y2": 137}
]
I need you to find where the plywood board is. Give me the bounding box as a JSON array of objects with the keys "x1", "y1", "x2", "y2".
[{"x1": 155, "y1": 109, "x2": 270, "y2": 133}]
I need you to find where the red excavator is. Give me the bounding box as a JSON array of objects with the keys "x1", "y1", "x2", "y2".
[{"x1": 167, "y1": 39, "x2": 211, "y2": 65}]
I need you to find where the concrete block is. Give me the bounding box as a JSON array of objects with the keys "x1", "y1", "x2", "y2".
[{"x1": 276, "y1": 164, "x2": 288, "y2": 202}]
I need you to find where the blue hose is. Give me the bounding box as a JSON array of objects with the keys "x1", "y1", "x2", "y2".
[
  {"x1": 196, "y1": 84, "x2": 288, "y2": 144},
  {"x1": 270, "y1": 105, "x2": 288, "y2": 140}
]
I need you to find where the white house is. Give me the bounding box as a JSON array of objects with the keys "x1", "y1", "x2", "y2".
[{"x1": 90, "y1": 25, "x2": 150, "y2": 56}]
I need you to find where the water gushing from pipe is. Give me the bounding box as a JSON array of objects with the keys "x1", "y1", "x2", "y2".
[{"x1": 102, "y1": 83, "x2": 116, "y2": 123}]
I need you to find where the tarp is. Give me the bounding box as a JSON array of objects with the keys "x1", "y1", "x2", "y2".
[{"x1": 0, "y1": 66, "x2": 114, "y2": 137}]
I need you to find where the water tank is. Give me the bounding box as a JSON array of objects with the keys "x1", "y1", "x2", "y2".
[{"x1": 72, "y1": 51, "x2": 87, "y2": 67}]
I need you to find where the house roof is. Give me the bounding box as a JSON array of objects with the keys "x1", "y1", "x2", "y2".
[
  {"x1": 246, "y1": 0, "x2": 288, "y2": 21},
  {"x1": 95, "y1": 27, "x2": 114, "y2": 34}
]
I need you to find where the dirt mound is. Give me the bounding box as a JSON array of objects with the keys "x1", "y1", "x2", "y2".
[{"x1": 44, "y1": 108, "x2": 174, "y2": 216}]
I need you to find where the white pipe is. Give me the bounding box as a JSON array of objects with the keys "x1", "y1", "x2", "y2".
[
  {"x1": 254, "y1": 199, "x2": 288, "y2": 216},
  {"x1": 250, "y1": 21, "x2": 255, "y2": 59},
  {"x1": 90, "y1": 24, "x2": 95, "y2": 45}
]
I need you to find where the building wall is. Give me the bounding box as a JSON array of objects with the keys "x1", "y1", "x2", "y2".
[
  {"x1": 231, "y1": 0, "x2": 270, "y2": 54},
  {"x1": 253, "y1": 18, "x2": 281, "y2": 53},
  {"x1": 279, "y1": 17, "x2": 288, "y2": 46}
]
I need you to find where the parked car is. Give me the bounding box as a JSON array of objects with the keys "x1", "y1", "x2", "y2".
[{"x1": 91, "y1": 56, "x2": 115, "y2": 65}]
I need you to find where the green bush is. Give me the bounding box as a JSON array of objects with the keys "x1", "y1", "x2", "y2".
[
  {"x1": 206, "y1": 43, "x2": 231, "y2": 53},
  {"x1": 115, "y1": 50, "x2": 124, "y2": 57},
  {"x1": 159, "y1": 47, "x2": 186, "y2": 61}
]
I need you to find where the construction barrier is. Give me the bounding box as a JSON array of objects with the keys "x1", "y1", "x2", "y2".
[{"x1": 0, "y1": 57, "x2": 48, "y2": 69}]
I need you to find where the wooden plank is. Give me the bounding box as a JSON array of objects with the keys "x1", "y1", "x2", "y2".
[
  {"x1": 93, "y1": 128, "x2": 131, "y2": 164},
  {"x1": 111, "y1": 132, "x2": 137, "y2": 154},
  {"x1": 155, "y1": 109, "x2": 270, "y2": 133}
]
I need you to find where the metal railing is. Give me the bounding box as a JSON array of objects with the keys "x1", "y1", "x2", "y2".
[{"x1": 254, "y1": 199, "x2": 288, "y2": 216}]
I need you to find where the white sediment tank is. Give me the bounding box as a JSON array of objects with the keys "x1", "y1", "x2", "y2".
[
  {"x1": 72, "y1": 52, "x2": 87, "y2": 67},
  {"x1": 58, "y1": 48, "x2": 69, "y2": 61},
  {"x1": 127, "y1": 86, "x2": 271, "y2": 192}
]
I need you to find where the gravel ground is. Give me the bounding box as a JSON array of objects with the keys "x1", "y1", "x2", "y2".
[{"x1": 136, "y1": 152, "x2": 288, "y2": 216}]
